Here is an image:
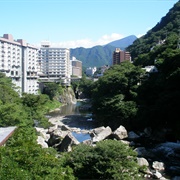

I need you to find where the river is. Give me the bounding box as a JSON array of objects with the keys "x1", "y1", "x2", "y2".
[
  {"x1": 48, "y1": 101, "x2": 96, "y2": 142},
  {"x1": 48, "y1": 102, "x2": 180, "y2": 178}
]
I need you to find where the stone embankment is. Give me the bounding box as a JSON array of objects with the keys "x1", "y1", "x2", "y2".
[{"x1": 35, "y1": 114, "x2": 180, "y2": 179}]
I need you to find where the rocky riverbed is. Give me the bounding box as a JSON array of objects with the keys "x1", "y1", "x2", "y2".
[{"x1": 36, "y1": 104, "x2": 180, "y2": 180}]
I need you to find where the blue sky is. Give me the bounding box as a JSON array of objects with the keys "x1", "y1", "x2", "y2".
[{"x1": 0, "y1": 0, "x2": 178, "y2": 48}]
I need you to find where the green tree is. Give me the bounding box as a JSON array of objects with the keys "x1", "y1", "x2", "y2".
[
  {"x1": 42, "y1": 82, "x2": 63, "y2": 100},
  {"x1": 62, "y1": 140, "x2": 143, "y2": 180},
  {"x1": 92, "y1": 61, "x2": 144, "y2": 130}
]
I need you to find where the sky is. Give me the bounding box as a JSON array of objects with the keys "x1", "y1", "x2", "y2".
[{"x1": 0, "y1": 0, "x2": 179, "y2": 48}]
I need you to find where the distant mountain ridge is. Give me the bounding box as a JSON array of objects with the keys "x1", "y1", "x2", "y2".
[
  {"x1": 70, "y1": 35, "x2": 137, "y2": 68},
  {"x1": 106, "y1": 35, "x2": 137, "y2": 49}
]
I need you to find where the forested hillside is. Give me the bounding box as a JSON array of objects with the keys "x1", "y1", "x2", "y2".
[
  {"x1": 90, "y1": 1, "x2": 180, "y2": 139},
  {"x1": 70, "y1": 35, "x2": 136, "y2": 68},
  {"x1": 70, "y1": 45, "x2": 115, "y2": 67},
  {"x1": 127, "y1": 1, "x2": 180, "y2": 66}
]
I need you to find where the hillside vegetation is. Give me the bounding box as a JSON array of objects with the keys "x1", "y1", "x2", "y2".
[
  {"x1": 0, "y1": 73, "x2": 143, "y2": 179},
  {"x1": 89, "y1": 1, "x2": 180, "y2": 139},
  {"x1": 70, "y1": 35, "x2": 136, "y2": 68}
]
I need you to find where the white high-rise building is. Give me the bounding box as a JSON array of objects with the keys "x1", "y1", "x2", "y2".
[
  {"x1": 38, "y1": 42, "x2": 71, "y2": 85},
  {"x1": 0, "y1": 34, "x2": 39, "y2": 94}
]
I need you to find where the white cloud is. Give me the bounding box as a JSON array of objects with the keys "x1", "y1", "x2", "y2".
[
  {"x1": 39, "y1": 33, "x2": 125, "y2": 49},
  {"x1": 97, "y1": 33, "x2": 124, "y2": 45},
  {"x1": 137, "y1": 34, "x2": 144, "y2": 38}
]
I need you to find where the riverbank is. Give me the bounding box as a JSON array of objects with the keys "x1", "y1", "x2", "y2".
[
  {"x1": 48, "y1": 113, "x2": 95, "y2": 130},
  {"x1": 48, "y1": 100, "x2": 95, "y2": 130},
  {"x1": 39, "y1": 103, "x2": 180, "y2": 179}
]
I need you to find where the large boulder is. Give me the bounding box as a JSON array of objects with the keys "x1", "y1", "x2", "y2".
[
  {"x1": 47, "y1": 128, "x2": 69, "y2": 147},
  {"x1": 137, "y1": 157, "x2": 149, "y2": 167},
  {"x1": 61, "y1": 125, "x2": 71, "y2": 131},
  {"x1": 152, "y1": 161, "x2": 165, "y2": 172},
  {"x1": 48, "y1": 125, "x2": 58, "y2": 134},
  {"x1": 37, "y1": 136, "x2": 48, "y2": 148},
  {"x1": 112, "y1": 125, "x2": 128, "y2": 140},
  {"x1": 128, "y1": 131, "x2": 140, "y2": 141},
  {"x1": 35, "y1": 127, "x2": 50, "y2": 141},
  {"x1": 91, "y1": 126, "x2": 106, "y2": 136},
  {"x1": 91, "y1": 126, "x2": 112, "y2": 143},
  {"x1": 57, "y1": 133, "x2": 80, "y2": 152}
]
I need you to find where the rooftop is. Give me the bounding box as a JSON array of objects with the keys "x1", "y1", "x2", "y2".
[{"x1": 0, "y1": 126, "x2": 17, "y2": 146}]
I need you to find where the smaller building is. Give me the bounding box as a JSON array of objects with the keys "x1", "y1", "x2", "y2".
[
  {"x1": 112, "y1": 48, "x2": 131, "y2": 65},
  {"x1": 86, "y1": 67, "x2": 97, "y2": 76},
  {"x1": 101, "y1": 65, "x2": 109, "y2": 74},
  {"x1": 71, "y1": 56, "x2": 82, "y2": 78},
  {"x1": 142, "y1": 65, "x2": 158, "y2": 73}
]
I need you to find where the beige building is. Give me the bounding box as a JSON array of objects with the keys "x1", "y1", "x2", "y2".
[
  {"x1": 0, "y1": 34, "x2": 39, "y2": 94},
  {"x1": 71, "y1": 56, "x2": 82, "y2": 78}
]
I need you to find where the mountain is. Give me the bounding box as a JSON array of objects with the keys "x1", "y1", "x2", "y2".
[
  {"x1": 106, "y1": 35, "x2": 137, "y2": 49},
  {"x1": 126, "y1": 1, "x2": 180, "y2": 66},
  {"x1": 125, "y1": 1, "x2": 180, "y2": 139},
  {"x1": 70, "y1": 35, "x2": 137, "y2": 68}
]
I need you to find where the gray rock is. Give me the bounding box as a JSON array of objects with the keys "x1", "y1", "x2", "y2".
[
  {"x1": 82, "y1": 139, "x2": 92, "y2": 145},
  {"x1": 153, "y1": 170, "x2": 162, "y2": 179},
  {"x1": 92, "y1": 126, "x2": 106, "y2": 135},
  {"x1": 37, "y1": 136, "x2": 48, "y2": 148},
  {"x1": 112, "y1": 125, "x2": 128, "y2": 140},
  {"x1": 172, "y1": 176, "x2": 180, "y2": 180},
  {"x1": 48, "y1": 125, "x2": 58, "y2": 133},
  {"x1": 152, "y1": 161, "x2": 165, "y2": 172},
  {"x1": 128, "y1": 131, "x2": 140, "y2": 140},
  {"x1": 61, "y1": 125, "x2": 71, "y2": 131},
  {"x1": 92, "y1": 126, "x2": 112, "y2": 142},
  {"x1": 57, "y1": 133, "x2": 80, "y2": 152},
  {"x1": 137, "y1": 157, "x2": 149, "y2": 167},
  {"x1": 120, "y1": 140, "x2": 130, "y2": 145},
  {"x1": 144, "y1": 127, "x2": 152, "y2": 137},
  {"x1": 134, "y1": 147, "x2": 148, "y2": 157}
]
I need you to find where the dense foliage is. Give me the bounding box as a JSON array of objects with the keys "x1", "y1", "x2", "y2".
[
  {"x1": 91, "y1": 61, "x2": 144, "y2": 130},
  {"x1": 126, "y1": 1, "x2": 180, "y2": 138},
  {"x1": 127, "y1": 1, "x2": 180, "y2": 65},
  {"x1": 0, "y1": 73, "x2": 75, "y2": 179},
  {"x1": 71, "y1": 74, "x2": 94, "y2": 98},
  {"x1": 42, "y1": 82, "x2": 63, "y2": 100},
  {"x1": 0, "y1": 73, "x2": 143, "y2": 179},
  {"x1": 62, "y1": 140, "x2": 143, "y2": 180},
  {"x1": 1, "y1": 2, "x2": 180, "y2": 178}
]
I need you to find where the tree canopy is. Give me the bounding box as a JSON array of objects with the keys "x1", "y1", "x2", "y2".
[{"x1": 91, "y1": 61, "x2": 144, "y2": 130}]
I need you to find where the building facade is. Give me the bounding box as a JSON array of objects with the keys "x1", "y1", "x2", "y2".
[
  {"x1": 71, "y1": 56, "x2": 82, "y2": 78},
  {"x1": 38, "y1": 42, "x2": 71, "y2": 85},
  {"x1": 86, "y1": 67, "x2": 97, "y2": 76},
  {"x1": 0, "y1": 34, "x2": 39, "y2": 94},
  {"x1": 112, "y1": 48, "x2": 131, "y2": 65}
]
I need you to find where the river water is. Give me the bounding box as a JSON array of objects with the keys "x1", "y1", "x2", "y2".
[{"x1": 48, "y1": 101, "x2": 95, "y2": 142}]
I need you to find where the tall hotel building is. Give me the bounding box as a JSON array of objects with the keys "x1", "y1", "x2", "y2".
[
  {"x1": 0, "y1": 34, "x2": 39, "y2": 94},
  {"x1": 112, "y1": 48, "x2": 131, "y2": 65},
  {"x1": 38, "y1": 42, "x2": 71, "y2": 85}
]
